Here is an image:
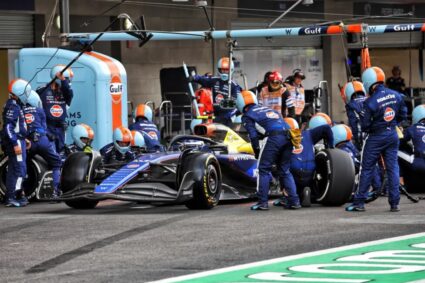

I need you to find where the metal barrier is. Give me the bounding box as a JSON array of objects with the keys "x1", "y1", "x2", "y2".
[{"x1": 159, "y1": 100, "x2": 173, "y2": 139}]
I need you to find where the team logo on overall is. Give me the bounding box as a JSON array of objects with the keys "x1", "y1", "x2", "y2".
[
  {"x1": 266, "y1": 111, "x2": 279, "y2": 119},
  {"x1": 24, "y1": 113, "x2": 34, "y2": 124},
  {"x1": 110, "y1": 76, "x2": 122, "y2": 104},
  {"x1": 292, "y1": 144, "x2": 304, "y2": 154},
  {"x1": 148, "y1": 131, "x2": 158, "y2": 140},
  {"x1": 50, "y1": 105, "x2": 63, "y2": 117},
  {"x1": 215, "y1": 94, "x2": 224, "y2": 103},
  {"x1": 383, "y1": 107, "x2": 395, "y2": 122}
]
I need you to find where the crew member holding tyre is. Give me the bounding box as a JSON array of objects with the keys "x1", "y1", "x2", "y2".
[
  {"x1": 129, "y1": 104, "x2": 163, "y2": 152},
  {"x1": 23, "y1": 91, "x2": 62, "y2": 200},
  {"x1": 346, "y1": 66, "x2": 407, "y2": 212},
  {"x1": 100, "y1": 126, "x2": 135, "y2": 164},
  {"x1": 273, "y1": 116, "x2": 334, "y2": 207},
  {"x1": 332, "y1": 124, "x2": 382, "y2": 202},
  {"x1": 2, "y1": 79, "x2": 30, "y2": 207},
  {"x1": 37, "y1": 65, "x2": 74, "y2": 155},
  {"x1": 237, "y1": 90, "x2": 300, "y2": 210}
]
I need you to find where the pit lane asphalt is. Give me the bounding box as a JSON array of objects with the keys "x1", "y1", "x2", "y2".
[{"x1": 1, "y1": 196, "x2": 424, "y2": 282}]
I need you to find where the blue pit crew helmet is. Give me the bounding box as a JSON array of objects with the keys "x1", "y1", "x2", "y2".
[
  {"x1": 72, "y1": 124, "x2": 95, "y2": 150},
  {"x1": 236, "y1": 90, "x2": 258, "y2": 113},
  {"x1": 308, "y1": 113, "x2": 332, "y2": 129},
  {"x1": 332, "y1": 124, "x2": 353, "y2": 147},
  {"x1": 27, "y1": 90, "x2": 42, "y2": 108},
  {"x1": 113, "y1": 126, "x2": 133, "y2": 154},
  {"x1": 133, "y1": 104, "x2": 153, "y2": 122},
  {"x1": 361, "y1": 66, "x2": 385, "y2": 95},
  {"x1": 130, "y1": 130, "x2": 146, "y2": 148},
  {"x1": 8, "y1": 78, "x2": 31, "y2": 104},
  {"x1": 412, "y1": 104, "x2": 425, "y2": 125},
  {"x1": 217, "y1": 57, "x2": 234, "y2": 81},
  {"x1": 342, "y1": 81, "x2": 366, "y2": 103},
  {"x1": 50, "y1": 64, "x2": 74, "y2": 86}
]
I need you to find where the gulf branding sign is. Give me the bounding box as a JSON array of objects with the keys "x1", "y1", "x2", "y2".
[{"x1": 110, "y1": 75, "x2": 122, "y2": 105}]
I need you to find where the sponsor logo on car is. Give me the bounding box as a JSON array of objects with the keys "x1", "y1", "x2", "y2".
[
  {"x1": 383, "y1": 107, "x2": 395, "y2": 122},
  {"x1": 127, "y1": 163, "x2": 140, "y2": 169},
  {"x1": 50, "y1": 105, "x2": 63, "y2": 117},
  {"x1": 25, "y1": 113, "x2": 34, "y2": 124}
]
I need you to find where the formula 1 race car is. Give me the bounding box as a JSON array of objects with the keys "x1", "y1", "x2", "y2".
[{"x1": 59, "y1": 133, "x2": 355, "y2": 210}]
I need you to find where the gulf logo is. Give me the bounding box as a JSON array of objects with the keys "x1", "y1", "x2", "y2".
[
  {"x1": 266, "y1": 111, "x2": 279, "y2": 119},
  {"x1": 215, "y1": 94, "x2": 224, "y2": 103},
  {"x1": 25, "y1": 113, "x2": 34, "y2": 124},
  {"x1": 292, "y1": 144, "x2": 304, "y2": 154},
  {"x1": 148, "y1": 131, "x2": 158, "y2": 140},
  {"x1": 110, "y1": 75, "x2": 122, "y2": 104},
  {"x1": 50, "y1": 105, "x2": 63, "y2": 117},
  {"x1": 383, "y1": 107, "x2": 395, "y2": 122}
]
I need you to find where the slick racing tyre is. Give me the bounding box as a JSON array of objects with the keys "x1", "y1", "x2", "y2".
[
  {"x1": 62, "y1": 152, "x2": 99, "y2": 209},
  {"x1": 314, "y1": 148, "x2": 355, "y2": 206},
  {"x1": 0, "y1": 154, "x2": 48, "y2": 201},
  {"x1": 178, "y1": 151, "x2": 222, "y2": 209}
]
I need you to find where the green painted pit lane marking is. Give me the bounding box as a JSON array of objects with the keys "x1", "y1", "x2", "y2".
[{"x1": 150, "y1": 233, "x2": 425, "y2": 283}]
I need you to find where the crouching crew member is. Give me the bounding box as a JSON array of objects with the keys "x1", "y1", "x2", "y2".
[
  {"x1": 129, "y1": 104, "x2": 163, "y2": 152},
  {"x1": 100, "y1": 126, "x2": 135, "y2": 164},
  {"x1": 274, "y1": 115, "x2": 334, "y2": 207},
  {"x1": 37, "y1": 65, "x2": 74, "y2": 155},
  {"x1": 346, "y1": 67, "x2": 407, "y2": 212},
  {"x1": 24, "y1": 91, "x2": 62, "y2": 200},
  {"x1": 66, "y1": 123, "x2": 95, "y2": 154},
  {"x1": 237, "y1": 90, "x2": 300, "y2": 210},
  {"x1": 2, "y1": 79, "x2": 29, "y2": 207}
]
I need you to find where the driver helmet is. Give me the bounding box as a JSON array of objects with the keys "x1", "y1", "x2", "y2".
[
  {"x1": 72, "y1": 123, "x2": 95, "y2": 150},
  {"x1": 113, "y1": 126, "x2": 133, "y2": 154}
]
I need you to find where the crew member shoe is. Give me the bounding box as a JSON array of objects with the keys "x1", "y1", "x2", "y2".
[
  {"x1": 390, "y1": 206, "x2": 400, "y2": 212},
  {"x1": 18, "y1": 195, "x2": 29, "y2": 207},
  {"x1": 284, "y1": 203, "x2": 302, "y2": 210},
  {"x1": 365, "y1": 191, "x2": 379, "y2": 203},
  {"x1": 49, "y1": 190, "x2": 62, "y2": 203},
  {"x1": 5, "y1": 198, "x2": 22, "y2": 207},
  {"x1": 250, "y1": 202, "x2": 269, "y2": 211},
  {"x1": 301, "y1": 187, "x2": 311, "y2": 207},
  {"x1": 345, "y1": 203, "x2": 365, "y2": 212},
  {"x1": 273, "y1": 197, "x2": 287, "y2": 207}
]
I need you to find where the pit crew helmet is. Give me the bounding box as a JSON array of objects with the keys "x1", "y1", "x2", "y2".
[
  {"x1": 72, "y1": 123, "x2": 95, "y2": 149},
  {"x1": 130, "y1": 130, "x2": 146, "y2": 148},
  {"x1": 236, "y1": 90, "x2": 258, "y2": 113},
  {"x1": 133, "y1": 104, "x2": 153, "y2": 122},
  {"x1": 309, "y1": 113, "x2": 332, "y2": 129},
  {"x1": 217, "y1": 57, "x2": 234, "y2": 81},
  {"x1": 332, "y1": 124, "x2": 353, "y2": 146},
  {"x1": 268, "y1": 71, "x2": 283, "y2": 91},
  {"x1": 8, "y1": 78, "x2": 31, "y2": 104},
  {"x1": 412, "y1": 104, "x2": 425, "y2": 124},
  {"x1": 113, "y1": 126, "x2": 133, "y2": 154},
  {"x1": 50, "y1": 64, "x2": 74, "y2": 86},
  {"x1": 27, "y1": 90, "x2": 42, "y2": 108},
  {"x1": 361, "y1": 66, "x2": 385, "y2": 95},
  {"x1": 342, "y1": 81, "x2": 366, "y2": 103},
  {"x1": 284, "y1": 117, "x2": 299, "y2": 130}
]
